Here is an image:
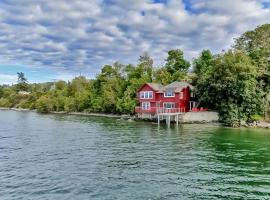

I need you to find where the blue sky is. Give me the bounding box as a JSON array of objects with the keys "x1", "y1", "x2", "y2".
[{"x1": 0, "y1": 0, "x2": 269, "y2": 84}]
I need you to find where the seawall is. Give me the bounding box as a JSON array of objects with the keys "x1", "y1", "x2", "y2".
[{"x1": 180, "y1": 111, "x2": 219, "y2": 123}]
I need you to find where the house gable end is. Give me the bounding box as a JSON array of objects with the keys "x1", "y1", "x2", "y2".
[{"x1": 138, "y1": 83, "x2": 160, "y2": 92}]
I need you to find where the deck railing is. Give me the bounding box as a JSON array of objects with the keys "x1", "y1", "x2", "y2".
[
  {"x1": 157, "y1": 107, "x2": 185, "y2": 114},
  {"x1": 135, "y1": 107, "x2": 185, "y2": 114}
]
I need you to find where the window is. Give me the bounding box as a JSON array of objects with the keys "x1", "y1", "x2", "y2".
[
  {"x1": 164, "y1": 102, "x2": 175, "y2": 109},
  {"x1": 190, "y1": 91, "x2": 194, "y2": 98},
  {"x1": 164, "y1": 91, "x2": 174, "y2": 97},
  {"x1": 180, "y1": 92, "x2": 184, "y2": 99},
  {"x1": 141, "y1": 102, "x2": 150, "y2": 110},
  {"x1": 140, "y1": 91, "x2": 153, "y2": 99}
]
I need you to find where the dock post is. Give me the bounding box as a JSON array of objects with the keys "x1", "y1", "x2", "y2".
[
  {"x1": 168, "y1": 115, "x2": 170, "y2": 127},
  {"x1": 176, "y1": 114, "x2": 179, "y2": 125},
  {"x1": 158, "y1": 114, "x2": 160, "y2": 125}
]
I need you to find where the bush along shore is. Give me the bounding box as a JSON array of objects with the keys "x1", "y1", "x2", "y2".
[{"x1": 1, "y1": 24, "x2": 270, "y2": 127}]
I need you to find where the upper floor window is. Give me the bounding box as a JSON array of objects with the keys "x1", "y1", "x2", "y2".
[
  {"x1": 164, "y1": 91, "x2": 174, "y2": 97},
  {"x1": 190, "y1": 91, "x2": 194, "y2": 98},
  {"x1": 140, "y1": 91, "x2": 153, "y2": 99},
  {"x1": 180, "y1": 92, "x2": 184, "y2": 99}
]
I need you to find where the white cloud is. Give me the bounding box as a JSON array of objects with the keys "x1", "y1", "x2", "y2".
[
  {"x1": 0, "y1": 0, "x2": 269, "y2": 79},
  {"x1": 0, "y1": 73, "x2": 17, "y2": 85}
]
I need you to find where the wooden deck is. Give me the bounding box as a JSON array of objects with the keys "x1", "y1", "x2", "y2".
[
  {"x1": 135, "y1": 107, "x2": 186, "y2": 126},
  {"x1": 156, "y1": 108, "x2": 185, "y2": 127}
]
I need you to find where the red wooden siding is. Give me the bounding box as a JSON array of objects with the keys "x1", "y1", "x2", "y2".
[
  {"x1": 138, "y1": 84, "x2": 157, "y2": 102},
  {"x1": 136, "y1": 82, "x2": 192, "y2": 113}
]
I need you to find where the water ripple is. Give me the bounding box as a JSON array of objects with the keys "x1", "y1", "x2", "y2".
[{"x1": 0, "y1": 110, "x2": 270, "y2": 200}]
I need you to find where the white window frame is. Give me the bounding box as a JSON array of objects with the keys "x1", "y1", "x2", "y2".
[
  {"x1": 164, "y1": 91, "x2": 175, "y2": 97},
  {"x1": 163, "y1": 102, "x2": 175, "y2": 109},
  {"x1": 141, "y1": 102, "x2": 150, "y2": 110},
  {"x1": 140, "y1": 91, "x2": 153, "y2": 99}
]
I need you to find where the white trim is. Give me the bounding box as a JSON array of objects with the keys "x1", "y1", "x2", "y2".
[
  {"x1": 164, "y1": 91, "x2": 175, "y2": 97},
  {"x1": 190, "y1": 91, "x2": 194, "y2": 98},
  {"x1": 140, "y1": 91, "x2": 153, "y2": 99}
]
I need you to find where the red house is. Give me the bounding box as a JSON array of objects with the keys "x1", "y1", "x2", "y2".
[{"x1": 135, "y1": 81, "x2": 196, "y2": 117}]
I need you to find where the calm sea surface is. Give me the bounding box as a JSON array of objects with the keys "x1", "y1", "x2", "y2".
[{"x1": 0, "y1": 110, "x2": 270, "y2": 200}]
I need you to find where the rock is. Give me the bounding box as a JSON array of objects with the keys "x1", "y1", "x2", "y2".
[{"x1": 257, "y1": 121, "x2": 270, "y2": 129}]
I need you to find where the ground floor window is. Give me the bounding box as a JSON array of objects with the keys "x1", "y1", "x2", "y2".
[
  {"x1": 141, "y1": 102, "x2": 150, "y2": 110},
  {"x1": 163, "y1": 102, "x2": 175, "y2": 109}
]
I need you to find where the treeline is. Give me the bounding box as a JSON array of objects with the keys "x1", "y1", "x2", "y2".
[
  {"x1": 0, "y1": 24, "x2": 269, "y2": 126},
  {"x1": 0, "y1": 51, "x2": 190, "y2": 114}
]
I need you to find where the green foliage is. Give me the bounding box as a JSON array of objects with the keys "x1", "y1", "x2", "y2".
[
  {"x1": 193, "y1": 49, "x2": 213, "y2": 75},
  {"x1": 250, "y1": 114, "x2": 263, "y2": 122},
  {"x1": 165, "y1": 49, "x2": 190, "y2": 74},
  {"x1": 155, "y1": 49, "x2": 190, "y2": 84},
  {"x1": 36, "y1": 95, "x2": 55, "y2": 113},
  {"x1": 234, "y1": 24, "x2": 270, "y2": 91},
  {"x1": 0, "y1": 86, "x2": 3, "y2": 98},
  {"x1": 0, "y1": 98, "x2": 12, "y2": 107},
  {"x1": 195, "y1": 51, "x2": 265, "y2": 126},
  {"x1": 55, "y1": 81, "x2": 66, "y2": 90}
]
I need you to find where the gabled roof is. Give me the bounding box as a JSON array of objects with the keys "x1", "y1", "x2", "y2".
[
  {"x1": 138, "y1": 81, "x2": 193, "y2": 93},
  {"x1": 147, "y1": 83, "x2": 163, "y2": 91},
  {"x1": 159, "y1": 81, "x2": 193, "y2": 93},
  {"x1": 138, "y1": 83, "x2": 163, "y2": 92}
]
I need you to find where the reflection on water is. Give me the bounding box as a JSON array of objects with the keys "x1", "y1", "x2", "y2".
[{"x1": 0, "y1": 110, "x2": 270, "y2": 200}]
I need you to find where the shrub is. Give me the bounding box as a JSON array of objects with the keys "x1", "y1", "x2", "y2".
[{"x1": 35, "y1": 96, "x2": 55, "y2": 113}]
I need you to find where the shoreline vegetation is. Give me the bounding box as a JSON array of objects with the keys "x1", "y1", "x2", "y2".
[{"x1": 0, "y1": 24, "x2": 270, "y2": 127}]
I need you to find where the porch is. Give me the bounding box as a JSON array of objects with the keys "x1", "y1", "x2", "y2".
[{"x1": 135, "y1": 107, "x2": 186, "y2": 114}]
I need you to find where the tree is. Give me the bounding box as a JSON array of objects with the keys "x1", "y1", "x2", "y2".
[
  {"x1": 17, "y1": 72, "x2": 27, "y2": 83},
  {"x1": 0, "y1": 86, "x2": 3, "y2": 98},
  {"x1": 55, "y1": 80, "x2": 66, "y2": 90},
  {"x1": 154, "y1": 68, "x2": 173, "y2": 85},
  {"x1": 165, "y1": 49, "x2": 190, "y2": 80},
  {"x1": 93, "y1": 63, "x2": 127, "y2": 113},
  {"x1": 196, "y1": 51, "x2": 265, "y2": 126},
  {"x1": 155, "y1": 49, "x2": 190, "y2": 84},
  {"x1": 138, "y1": 52, "x2": 154, "y2": 82},
  {"x1": 234, "y1": 24, "x2": 270, "y2": 91},
  {"x1": 193, "y1": 49, "x2": 213, "y2": 75},
  {"x1": 36, "y1": 95, "x2": 55, "y2": 113},
  {"x1": 16, "y1": 72, "x2": 28, "y2": 91}
]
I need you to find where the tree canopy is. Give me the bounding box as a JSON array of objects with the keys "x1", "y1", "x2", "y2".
[{"x1": 195, "y1": 51, "x2": 265, "y2": 126}]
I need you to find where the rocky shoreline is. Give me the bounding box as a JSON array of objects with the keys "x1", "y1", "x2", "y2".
[
  {"x1": 0, "y1": 107, "x2": 133, "y2": 119},
  {"x1": 241, "y1": 121, "x2": 270, "y2": 129},
  {"x1": 1, "y1": 107, "x2": 270, "y2": 129}
]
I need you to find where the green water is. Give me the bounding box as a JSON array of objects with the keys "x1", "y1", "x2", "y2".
[{"x1": 0, "y1": 110, "x2": 270, "y2": 199}]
